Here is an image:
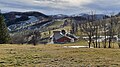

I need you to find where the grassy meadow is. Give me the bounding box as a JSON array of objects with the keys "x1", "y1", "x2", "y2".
[{"x1": 0, "y1": 44, "x2": 119, "y2": 67}]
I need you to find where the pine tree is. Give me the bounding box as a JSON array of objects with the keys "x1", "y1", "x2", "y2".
[{"x1": 0, "y1": 15, "x2": 10, "y2": 44}]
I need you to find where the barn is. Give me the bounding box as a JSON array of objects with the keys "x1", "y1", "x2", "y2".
[{"x1": 50, "y1": 30, "x2": 77, "y2": 44}]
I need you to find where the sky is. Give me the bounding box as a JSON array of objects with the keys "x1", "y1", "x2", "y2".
[{"x1": 0, "y1": 0, "x2": 120, "y2": 15}]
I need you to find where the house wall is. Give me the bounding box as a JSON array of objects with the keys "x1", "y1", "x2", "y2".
[{"x1": 56, "y1": 36, "x2": 71, "y2": 43}]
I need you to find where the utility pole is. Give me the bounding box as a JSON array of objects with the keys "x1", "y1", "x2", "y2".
[
  {"x1": 118, "y1": 22, "x2": 120, "y2": 48},
  {"x1": 0, "y1": 9, "x2": 1, "y2": 15}
]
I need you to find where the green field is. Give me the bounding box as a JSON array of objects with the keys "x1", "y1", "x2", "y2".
[
  {"x1": 0, "y1": 44, "x2": 120, "y2": 67},
  {"x1": 48, "y1": 21, "x2": 64, "y2": 28}
]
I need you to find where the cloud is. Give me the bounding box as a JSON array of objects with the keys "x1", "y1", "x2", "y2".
[
  {"x1": 83, "y1": 0, "x2": 120, "y2": 13},
  {"x1": 0, "y1": 0, "x2": 120, "y2": 14},
  {"x1": 34, "y1": 0, "x2": 92, "y2": 8}
]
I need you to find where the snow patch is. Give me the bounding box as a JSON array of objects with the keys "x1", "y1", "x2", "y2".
[
  {"x1": 15, "y1": 15, "x2": 21, "y2": 18},
  {"x1": 64, "y1": 46, "x2": 93, "y2": 48},
  {"x1": 27, "y1": 16, "x2": 38, "y2": 23}
]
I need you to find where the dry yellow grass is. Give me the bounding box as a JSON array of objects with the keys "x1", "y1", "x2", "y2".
[{"x1": 0, "y1": 44, "x2": 120, "y2": 67}]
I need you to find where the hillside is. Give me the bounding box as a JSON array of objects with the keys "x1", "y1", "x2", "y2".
[
  {"x1": 3, "y1": 11, "x2": 49, "y2": 26},
  {"x1": 1, "y1": 11, "x2": 110, "y2": 33},
  {"x1": 2, "y1": 11, "x2": 51, "y2": 32}
]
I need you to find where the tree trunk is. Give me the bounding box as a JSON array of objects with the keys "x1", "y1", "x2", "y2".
[
  {"x1": 88, "y1": 41, "x2": 91, "y2": 48},
  {"x1": 92, "y1": 41, "x2": 96, "y2": 48},
  {"x1": 104, "y1": 32, "x2": 107, "y2": 48},
  {"x1": 88, "y1": 37, "x2": 92, "y2": 48},
  {"x1": 95, "y1": 27, "x2": 98, "y2": 48},
  {"x1": 98, "y1": 42, "x2": 100, "y2": 48},
  {"x1": 108, "y1": 37, "x2": 111, "y2": 48}
]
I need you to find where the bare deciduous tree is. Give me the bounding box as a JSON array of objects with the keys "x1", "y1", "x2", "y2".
[{"x1": 79, "y1": 21, "x2": 96, "y2": 48}]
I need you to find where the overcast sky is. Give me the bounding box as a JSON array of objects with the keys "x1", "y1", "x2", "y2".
[{"x1": 0, "y1": 0, "x2": 120, "y2": 15}]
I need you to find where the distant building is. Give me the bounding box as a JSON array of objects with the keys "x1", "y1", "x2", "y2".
[
  {"x1": 63, "y1": 20, "x2": 68, "y2": 26},
  {"x1": 50, "y1": 30, "x2": 78, "y2": 44}
]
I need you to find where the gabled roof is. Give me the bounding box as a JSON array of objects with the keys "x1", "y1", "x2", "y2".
[
  {"x1": 51, "y1": 31, "x2": 77, "y2": 41},
  {"x1": 53, "y1": 32, "x2": 64, "y2": 40}
]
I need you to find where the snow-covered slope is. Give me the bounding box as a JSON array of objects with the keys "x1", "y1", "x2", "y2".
[
  {"x1": 2, "y1": 11, "x2": 50, "y2": 32},
  {"x1": 72, "y1": 13, "x2": 109, "y2": 20},
  {"x1": 8, "y1": 16, "x2": 39, "y2": 31}
]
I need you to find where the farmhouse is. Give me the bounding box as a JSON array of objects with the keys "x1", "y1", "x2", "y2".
[{"x1": 50, "y1": 30, "x2": 78, "y2": 44}]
